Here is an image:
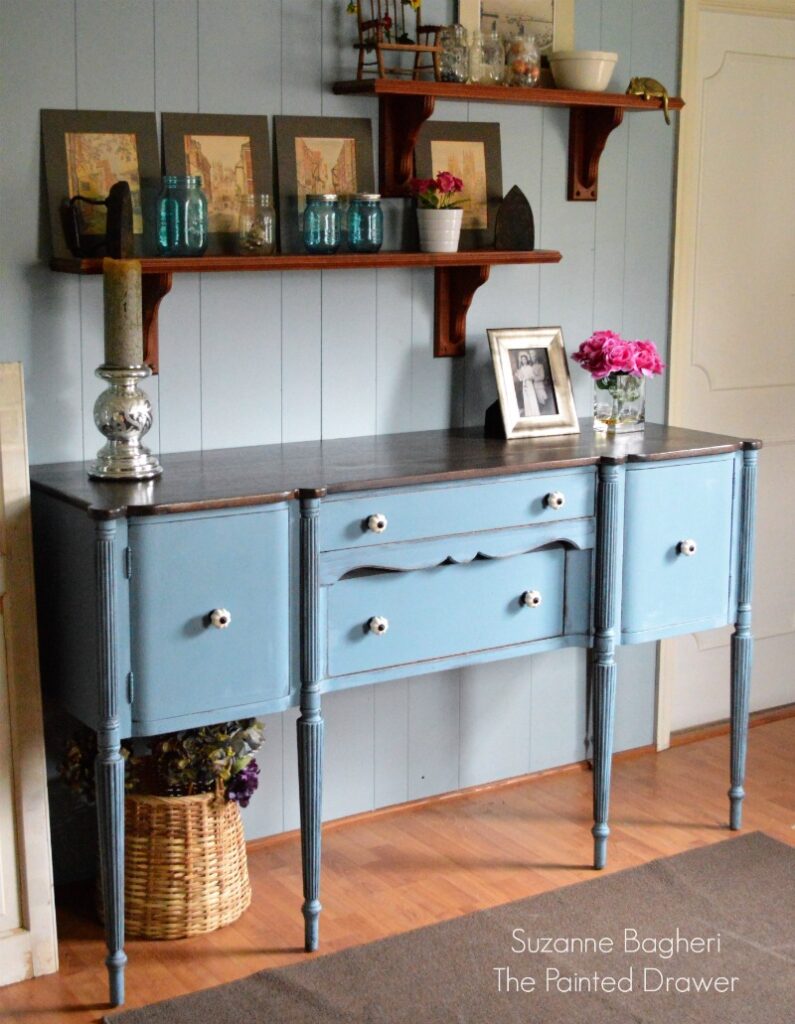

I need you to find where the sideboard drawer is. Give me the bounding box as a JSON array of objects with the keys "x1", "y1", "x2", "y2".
[
  {"x1": 327, "y1": 548, "x2": 565, "y2": 677},
  {"x1": 129, "y1": 507, "x2": 290, "y2": 727},
  {"x1": 621, "y1": 458, "x2": 735, "y2": 638},
  {"x1": 319, "y1": 470, "x2": 594, "y2": 552}
]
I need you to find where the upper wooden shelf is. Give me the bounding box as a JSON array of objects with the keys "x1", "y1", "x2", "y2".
[
  {"x1": 50, "y1": 250, "x2": 560, "y2": 275},
  {"x1": 332, "y1": 78, "x2": 684, "y2": 201},
  {"x1": 50, "y1": 249, "x2": 562, "y2": 368}
]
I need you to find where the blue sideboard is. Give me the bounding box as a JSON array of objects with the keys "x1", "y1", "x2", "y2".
[{"x1": 30, "y1": 423, "x2": 759, "y2": 1006}]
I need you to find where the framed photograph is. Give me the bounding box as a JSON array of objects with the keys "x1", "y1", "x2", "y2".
[
  {"x1": 41, "y1": 109, "x2": 160, "y2": 259},
  {"x1": 488, "y1": 326, "x2": 579, "y2": 438},
  {"x1": 273, "y1": 116, "x2": 375, "y2": 253},
  {"x1": 457, "y1": 1, "x2": 574, "y2": 59},
  {"x1": 414, "y1": 121, "x2": 502, "y2": 250},
  {"x1": 162, "y1": 113, "x2": 271, "y2": 254}
]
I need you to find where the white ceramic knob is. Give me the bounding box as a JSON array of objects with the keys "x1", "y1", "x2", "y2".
[
  {"x1": 546, "y1": 491, "x2": 566, "y2": 510},
  {"x1": 678, "y1": 539, "x2": 698, "y2": 557},
  {"x1": 367, "y1": 513, "x2": 388, "y2": 534},
  {"x1": 521, "y1": 590, "x2": 543, "y2": 608},
  {"x1": 368, "y1": 615, "x2": 389, "y2": 635},
  {"x1": 209, "y1": 608, "x2": 232, "y2": 629}
]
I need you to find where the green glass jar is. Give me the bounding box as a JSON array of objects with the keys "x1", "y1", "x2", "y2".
[{"x1": 157, "y1": 175, "x2": 208, "y2": 256}]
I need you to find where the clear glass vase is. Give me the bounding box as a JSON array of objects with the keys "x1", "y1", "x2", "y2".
[{"x1": 593, "y1": 373, "x2": 646, "y2": 433}]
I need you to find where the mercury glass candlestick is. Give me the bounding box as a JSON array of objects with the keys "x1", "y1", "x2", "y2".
[
  {"x1": 89, "y1": 258, "x2": 162, "y2": 479},
  {"x1": 89, "y1": 365, "x2": 163, "y2": 479}
]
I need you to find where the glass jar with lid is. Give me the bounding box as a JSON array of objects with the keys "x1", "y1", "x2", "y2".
[
  {"x1": 238, "y1": 193, "x2": 276, "y2": 255},
  {"x1": 347, "y1": 193, "x2": 383, "y2": 253},
  {"x1": 157, "y1": 175, "x2": 208, "y2": 256},
  {"x1": 303, "y1": 194, "x2": 341, "y2": 254},
  {"x1": 470, "y1": 20, "x2": 505, "y2": 85},
  {"x1": 439, "y1": 23, "x2": 469, "y2": 83},
  {"x1": 504, "y1": 19, "x2": 541, "y2": 88}
]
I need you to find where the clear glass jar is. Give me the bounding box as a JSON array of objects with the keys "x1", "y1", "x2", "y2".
[
  {"x1": 303, "y1": 194, "x2": 341, "y2": 254},
  {"x1": 470, "y1": 22, "x2": 505, "y2": 85},
  {"x1": 504, "y1": 20, "x2": 541, "y2": 88},
  {"x1": 593, "y1": 374, "x2": 646, "y2": 433},
  {"x1": 238, "y1": 193, "x2": 276, "y2": 255},
  {"x1": 347, "y1": 193, "x2": 383, "y2": 253},
  {"x1": 157, "y1": 175, "x2": 208, "y2": 256},
  {"x1": 439, "y1": 23, "x2": 469, "y2": 83}
]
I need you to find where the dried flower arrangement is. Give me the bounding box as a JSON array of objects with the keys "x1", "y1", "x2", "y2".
[{"x1": 60, "y1": 719, "x2": 264, "y2": 808}]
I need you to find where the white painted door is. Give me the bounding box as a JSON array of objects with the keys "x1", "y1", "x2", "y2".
[
  {"x1": 0, "y1": 364, "x2": 58, "y2": 985},
  {"x1": 661, "y1": 1, "x2": 795, "y2": 736}
]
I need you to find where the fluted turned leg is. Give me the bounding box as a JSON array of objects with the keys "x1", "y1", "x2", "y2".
[
  {"x1": 591, "y1": 461, "x2": 622, "y2": 870},
  {"x1": 95, "y1": 520, "x2": 126, "y2": 1006},
  {"x1": 96, "y1": 738, "x2": 127, "y2": 1006},
  {"x1": 591, "y1": 658, "x2": 617, "y2": 869},
  {"x1": 298, "y1": 495, "x2": 323, "y2": 951},
  {"x1": 728, "y1": 446, "x2": 758, "y2": 831},
  {"x1": 729, "y1": 632, "x2": 751, "y2": 829},
  {"x1": 298, "y1": 710, "x2": 324, "y2": 950}
]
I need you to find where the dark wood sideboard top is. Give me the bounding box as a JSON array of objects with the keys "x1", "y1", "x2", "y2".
[{"x1": 30, "y1": 423, "x2": 760, "y2": 519}]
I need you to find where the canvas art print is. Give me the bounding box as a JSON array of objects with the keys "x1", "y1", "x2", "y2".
[
  {"x1": 274, "y1": 116, "x2": 374, "y2": 252},
  {"x1": 429, "y1": 139, "x2": 487, "y2": 230},
  {"x1": 65, "y1": 132, "x2": 143, "y2": 234},
  {"x1": 161, "y1": 113, "x2": 271, "y2": 253},
  {"x1": 184, "y1": 134, "x2": 254, "y2": 233},
  {"x1": 481, "y1": 0, "x2": 555, "y2": 50},
  {"x1": 42, "y1": 109, "x2": 160, "y2": 258},
  {"x1": 294, "y1": 137, "x2": 357, "y2": 213}
]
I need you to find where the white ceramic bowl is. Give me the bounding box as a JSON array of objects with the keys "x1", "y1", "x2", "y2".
[{"x1": 549, "y1": 50, "x2": 618, "y2": 92}]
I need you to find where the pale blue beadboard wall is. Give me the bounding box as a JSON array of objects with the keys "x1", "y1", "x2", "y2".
[{"x1": 0, "y1": 0, "x2": 680, "y2": 843}]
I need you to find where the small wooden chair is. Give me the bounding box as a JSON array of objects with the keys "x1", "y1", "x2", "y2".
[{"x1": 354, "y1": 0, "x2": 442, "y2": 80}]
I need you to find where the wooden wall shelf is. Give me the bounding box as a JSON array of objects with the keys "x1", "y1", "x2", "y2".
[
  {"x1": 51, "y1": 249, "x2": 562, "y2": 370},
  {"x1": 332, "y1": 79, "x2": 684, "y2": 201}
]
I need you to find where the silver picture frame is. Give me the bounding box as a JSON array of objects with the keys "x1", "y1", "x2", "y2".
[{"x1": 488, "y1": 326, "x2": 579, "y2": 438}]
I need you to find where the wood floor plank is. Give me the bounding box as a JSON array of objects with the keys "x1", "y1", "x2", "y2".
[{"x1": 1, "y1": 719, "x2": 792, "y2": 1023}]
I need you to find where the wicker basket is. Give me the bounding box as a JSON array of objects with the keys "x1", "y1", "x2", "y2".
[{"x1": 119, "y1": 790, "x2": 251, "y2": 940}]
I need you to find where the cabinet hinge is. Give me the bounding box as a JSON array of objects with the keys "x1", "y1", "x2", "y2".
[
  {"x1": 124, "y1": 547, "x2": 133, "y2": 579},
  {"x1": 126, "y1": 671, "x2": 134, "y2": 705}
]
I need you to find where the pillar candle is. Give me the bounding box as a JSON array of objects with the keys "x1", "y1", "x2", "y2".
[{"x1": 103, "y1": 257, "x2": 143, "y2": 367}]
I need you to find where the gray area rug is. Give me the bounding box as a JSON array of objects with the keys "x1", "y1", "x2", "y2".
[{"x1": 107, "y1": 832, "x2": 794, "y2": 1023}]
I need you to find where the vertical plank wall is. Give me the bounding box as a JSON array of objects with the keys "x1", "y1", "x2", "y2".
[{"x1": 0, "y1": 0, "x2": 681, "y2": 843}]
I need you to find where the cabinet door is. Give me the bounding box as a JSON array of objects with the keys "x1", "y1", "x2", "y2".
[
  {"x1": 129, "y1": 507, "x2": 290, "y2": 730},
  {"x1": 621, "y1": 458, "x2": 735, "y2": 640}
]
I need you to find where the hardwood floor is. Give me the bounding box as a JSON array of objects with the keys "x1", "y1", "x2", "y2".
[{"x1": 2, "y1": 718, "x2": 793, "y2": 1023}]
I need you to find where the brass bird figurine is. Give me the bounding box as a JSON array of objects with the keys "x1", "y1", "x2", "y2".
[{"x1": 626, "y1": 76, "x2": 671, "y2": 125}]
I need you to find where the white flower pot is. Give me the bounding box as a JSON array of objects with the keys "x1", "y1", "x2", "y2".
[{"x1": 417, "y1": 208, "x2": 463, "y2": 253}]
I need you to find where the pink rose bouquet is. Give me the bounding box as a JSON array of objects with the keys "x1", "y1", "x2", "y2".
[
  {"x1": 409, "y1": 171, "x2": 465, "y2": 209},
  {"x1": 572, "y1": 330, "x2": 665, "y2": 381}
]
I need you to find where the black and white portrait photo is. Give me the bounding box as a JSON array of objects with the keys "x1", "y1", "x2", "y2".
[{"x1": 510, "y1": 348, "x2": 559, "y2": 417}]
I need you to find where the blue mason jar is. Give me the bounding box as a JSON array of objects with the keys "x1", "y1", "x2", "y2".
[
  {"x1": 347, "y1": 193, "x2": 383, "y2": 253},
  {"x1": 157, "y1": 175, "x2": 208, "y2": 256},
  {"x1": 303, "y1": 194, "x2": 341, "y2": 254}
]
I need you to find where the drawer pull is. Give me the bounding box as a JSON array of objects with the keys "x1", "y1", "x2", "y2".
[
  {"x1": 521, "y1": 590, "x2": 543, "y2": 608},
  {"x1": 678, "y1": 539, "x2": 698, "y2": 557},
  {"x1": 545, "y1": 491, "x2": 566, "y2": 510},
  {"x1": 368, "y1": 615, "x2": 389, "y2": 636},
  {"x1": 367, "y1": 513, "x2": 388, "y2": 534},
  {"x1": 209, "y1": 608, "x2": 232, "y2": 629}
]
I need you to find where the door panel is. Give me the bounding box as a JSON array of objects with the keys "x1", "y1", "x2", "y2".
[
  {"x1": 622, "y1": 459, "x2": 734, "y2": 639},
  {"x1": 664, "y1": 5, "x2": 795, "y2": 733},
  {"x1": 129, "y1": 507, "x2": 291, "y2": 728}
]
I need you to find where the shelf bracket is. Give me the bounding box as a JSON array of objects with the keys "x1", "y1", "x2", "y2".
[
  {"x1": 568, "y1": 106, "x2": 625, "y2": 201},
  {"x1": 434, "y1": 264, "x2": 490, "y2": 358},
  {"x1": 141, "y1": 272, "x2": 173, "y2": 375},
  {"x1": 379, "y1": 93, "x2": 436, "y2": 197}
]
